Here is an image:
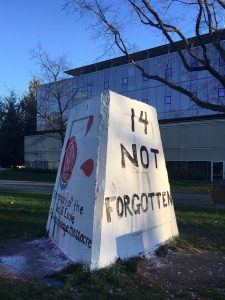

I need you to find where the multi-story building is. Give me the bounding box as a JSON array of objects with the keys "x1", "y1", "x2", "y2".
[{"x1": 25, "y1": 33, "x2": 225, "y2": 181}]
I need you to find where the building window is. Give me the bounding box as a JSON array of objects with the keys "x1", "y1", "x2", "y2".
[
  {"x1": 87, "y1": 84, "x2": 92, "y2": 92},
  {"x1": 190, "y1": 61, "x2": 198, "y2": 80},
  {"x1": 165, "y1": 96, "x2": 171, "y2": 104},
  {"x1": 142, "y1": 98, "x2": 148, "y2": 104},
  {"x1": 190, "y1": 60, "x2": 198, "y2": 66},
  {"x1": 218, "y1": 88, "x2": 225, "y2": 97},
  {"x1": 87, "y1": 84, "x2": 92, "y2": 97},
  {"x1": 219, "y1": 57, "x2": 225, "y2": 67},
  {"x1": 122, "y1": 77, "x2": 128, "y2": 85},
  {"x1": 104, "y1": 80, "x2": 109, "y2": 89},
  {"x1": 190, "y1": 68, "x2": 198, "y2": 80},
  {"x1": 142, "y1": 73, "x2": 149, "y2": 81},
  {"x1": 165, "y1": 68, "x2": 172, "y2": 77}
]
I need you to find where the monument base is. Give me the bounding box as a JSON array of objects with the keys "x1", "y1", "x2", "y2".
[{"x1": 47, "y1": 91, "x2": 178, "y2": 269}]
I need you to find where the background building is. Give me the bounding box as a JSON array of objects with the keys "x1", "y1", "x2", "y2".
[{"x1": 25, "y1": 34, "x2": 225, "y2": 181}]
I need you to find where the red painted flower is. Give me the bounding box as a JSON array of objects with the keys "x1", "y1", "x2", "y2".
[
  {"x1": 60, "y1": 137, "x2": 77, "y2": 186},
  {"x1": 80, "y1": 159, "x2": 94, "y2": 177}
]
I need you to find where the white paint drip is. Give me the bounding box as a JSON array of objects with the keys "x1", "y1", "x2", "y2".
[{"x1": 0, "y1": 238, "x2": 71, "y2": 279}]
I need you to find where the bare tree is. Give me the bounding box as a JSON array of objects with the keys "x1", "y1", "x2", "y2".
[
  {"x1": 64, "y1": 0, "x2": 225, "y2": 113},
  {"x1": 31, "y1": 45, "x2": 84, "y2": 145}
]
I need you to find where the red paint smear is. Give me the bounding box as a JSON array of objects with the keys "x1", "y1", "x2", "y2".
[
  {"x1": 60, "y1": 137, "x2": 77, "y2": 184},
  {"x1": 85, "y1": 115, "x2": 94, "y2": 136},
  {"x1": 80, "y1": 159, "x2": 94, "y2": 177}
]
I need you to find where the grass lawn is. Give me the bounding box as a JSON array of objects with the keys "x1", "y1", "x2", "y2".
[
  {"x1": 0, "y1": 189, "x2": 224, "y2": 299},
  {"x1": 0, "y1": 169, "x2": 56, "y2": 182},
  {"x1": 0, "y1": 261, "x2": 167, "y2": 300},
  {"x1": 170, "y1": 179, "x2": 211, "y2": 192},
  {"x1": 0, "y1": 190, "x2": 51, "y2": 240},
  {"x1": 167, "y1": 205, "x2": 225, "y2": 253}
]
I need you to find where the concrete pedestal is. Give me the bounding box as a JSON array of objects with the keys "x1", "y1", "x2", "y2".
[{"x1": 47, "y1": 91, "x2": 178, "y2": 269}]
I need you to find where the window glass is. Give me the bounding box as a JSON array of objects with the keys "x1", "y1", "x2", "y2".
[
  {"x1": 142, "y1": 73, "x2": 149, "y2": 81},
  {"x1": 104, "y1": 80, "x2": 109, "y2": 89},
  {"x1": 165, "y1": 96, "x2": 171, "y2": 104},
  {"x1": 122, "y1": 77, "x2": 128, "y2": 85},
  {"x1": 219, "y1": 57, "x2": 225, "y2": 67},
  {"x1": 218, "y1": 88, "x2": 225, "y2": 97},
  {"x1": 165, "y1": 68, "x2": 172, "y2": 77}
]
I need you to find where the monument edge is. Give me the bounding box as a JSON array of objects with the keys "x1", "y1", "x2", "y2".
[{"x1": 90, "y1": 90, "x2": 111, "y2": 269}]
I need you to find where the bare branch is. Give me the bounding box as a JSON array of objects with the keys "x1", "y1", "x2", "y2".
[
  {"x1": 32, "y1": 45, "x2": 81, "y2": 144},
  {"x1": 133, "y1": 59, "x2": 225, "y2": 112},
  {"x1": 217, "y1": 0, "x2": 225, "y2": 9},
  {"x1": 64, "y1": 0, "x2": 225, "y2": 114},
  {"x1": 129, "y1": 0, "x2": 225, "y2": 86}
]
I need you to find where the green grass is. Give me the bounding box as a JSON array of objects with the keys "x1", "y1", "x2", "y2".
[
  {"x1": 156, "y1": 205, "x2": 225, "y2": 256},
  {"x1": 0, "y1": 169, "x2": 56, "y2": 182},
  {"x1": 50, "y1": 260, "x2": 166, "y2": 300},
  {"x1": 0, "y1": 190, "x2": 225, "y2": 299},
  {"x1": 0, "y1": 190, "x2": 51, "y2": 240},
  {"x1": 0, "y1": 279, "x2": 54, "y2": 300},
  {"x1": 0, "y1": 261, "x2": 167, "y2": 300},
  {"x1": 175, "y1": 204, "x2": 225, "y2": 253},
  {"x1": 170, "y1": 179, "x2": 211, "y2": 192}
]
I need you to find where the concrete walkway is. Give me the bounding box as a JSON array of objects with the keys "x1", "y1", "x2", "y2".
[
  {"x1": 0, "y1": 179, "x2": 224, "y2": 210},
  {"x1": 173, "y1": 191, "x2": 225, "y2": 210},
  {"x1": 0, "y1": 180, "x2": 54, "y2": 193}
]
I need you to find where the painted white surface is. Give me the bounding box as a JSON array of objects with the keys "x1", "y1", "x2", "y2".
[
  {"x1": 47, "y1": 95, "x2": 102, "y2": 264},
  {"x1": 47, "y1": 91, "x2": 178, "y2": 269}
]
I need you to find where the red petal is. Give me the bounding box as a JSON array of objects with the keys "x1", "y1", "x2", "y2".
[
  {"x1": 80, "y1": 159, "x2": 94, "y2": 177},
  {"x1": 85, "y1": 116, "x2": 94, "y2": 136}
]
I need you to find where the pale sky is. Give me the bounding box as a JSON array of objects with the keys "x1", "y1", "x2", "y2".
[{"x1": 0, "y1": 0, "x2": 195, "y2": 97}]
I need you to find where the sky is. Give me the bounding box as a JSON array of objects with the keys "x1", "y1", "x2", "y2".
[
  {"x1": 0, "y1": 0, "x2": 97, "y2": 95},
  {"x1": 0, "y1": 0, "x2": 194, "y2": 97}
]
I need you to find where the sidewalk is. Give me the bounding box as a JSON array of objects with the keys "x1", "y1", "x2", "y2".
[
  {"x1": 173, "y1": 191, "x2": 225, "y2": 209},
  {"x1": 0, "y1": 179, "x2": 224, "y2": 210},
  {"x1": 0, "y1": 180, "x2": 54, "y2": 193}
]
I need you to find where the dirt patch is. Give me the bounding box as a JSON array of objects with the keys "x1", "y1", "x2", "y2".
[
  {"x1": 0, "y1": 238, "x2": 225, "y2": 299},
  {"x1": 139, "y1": 250, "x2": 225, "y2": 298}
]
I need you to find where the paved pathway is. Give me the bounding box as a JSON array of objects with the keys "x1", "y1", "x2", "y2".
[
  {"x1": 0, "y1": 180, "x2": 54, "y2": 193},
  {"x1": 0, "y1": 180, "x2": 224, "y2": 210},
  {"x1": 173, "y1": 191, "x2": 225, "y2": 209}
]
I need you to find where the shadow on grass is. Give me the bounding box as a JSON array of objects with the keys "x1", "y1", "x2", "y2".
[
  {"x1": 0, "y1": 190, "x2": 51, "y2": 239},
  {"x1": 48, "y1": 259, "x2": 166, "y2": 300},
  {"x1": 175, "y1": 204, "x2": 225, "y2": 253}
]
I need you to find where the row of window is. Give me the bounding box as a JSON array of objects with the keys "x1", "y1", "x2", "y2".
[
  {"x1": 119, "y1": 69, "x2": 198, "y2": 86},
  {"x1": 90, "y1": 75, "x2": 225, "y2": 100},
  {"x1": 85, "y1": 56, "x2": 225, "y2": 91},
  {"x1": 45, "y1": 79, "x2": 225, "y2": 107},
  {"x1": 141, "y1": 88, "x2": 225, "y2": 105},
  {"x1": 140, "y1": 96, "x2": 172, "y2": 105}
]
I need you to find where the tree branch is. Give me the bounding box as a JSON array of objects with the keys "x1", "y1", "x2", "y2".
[{"x1": 133, "y1": 59, "x2": 225, "y2": 112}]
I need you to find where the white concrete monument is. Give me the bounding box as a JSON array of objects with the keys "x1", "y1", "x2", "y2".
[{"x1": 47, "y1": 91, "x2": 178, "y2": 269}]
